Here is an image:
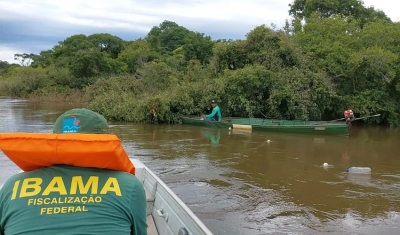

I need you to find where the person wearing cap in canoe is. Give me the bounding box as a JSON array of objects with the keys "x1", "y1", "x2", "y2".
[
  {"x1": 203, "y1": 100, "x2": 222, "y2": 122},
  {"x1": 0, "y1": 108, "x2": 147, "y2": 235}
]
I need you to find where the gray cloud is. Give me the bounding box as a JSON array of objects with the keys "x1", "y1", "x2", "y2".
[{"x1": 0, "y1": 0, "x2": 397, "y2": 62}]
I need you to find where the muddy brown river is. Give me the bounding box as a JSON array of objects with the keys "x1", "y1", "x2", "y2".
[{"x1": 0, "y1": 98, "x2": 399, "y2": 235}]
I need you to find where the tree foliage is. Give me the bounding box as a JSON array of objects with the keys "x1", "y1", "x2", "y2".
[
  {"x1": 1, "y1": 2, "x2": 400, "y2": 126},
  {"x1": 288, "y1": 0, "x2": 391, "y2": 27}
]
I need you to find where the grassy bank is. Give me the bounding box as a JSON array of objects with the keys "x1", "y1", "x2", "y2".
[{"x1": 28, "y1": 87, "x2": 88, "y2": 103}]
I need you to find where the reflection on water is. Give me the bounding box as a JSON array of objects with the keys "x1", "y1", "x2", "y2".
[
  {"x1": 1, "y1": 98, "x2": 400, "y2": 234},
  {"x1": 202, "y1": 129, "x2": 221, "y2": 145},
  {"x1": 344, "y1": 172, "x2": 372, "y2": 186}
]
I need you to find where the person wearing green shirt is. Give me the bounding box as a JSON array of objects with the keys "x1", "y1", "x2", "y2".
[
  {"x1": 205, "y1": 100, "x2": 222, "y2": 121},
  {"x1": 0, "y1": 108, "x2": 147, "y2": 235}
]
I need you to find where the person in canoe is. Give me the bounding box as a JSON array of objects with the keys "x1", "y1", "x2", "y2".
[
  {"x1": 0, "y1": 108, "x2": 147, "y2": 235},
  {"x1": 344, "y1": 109, "x2": 355, "y2": 128},
  {"x1": 201, "y1": 100, "x2": 222, "y2": 122}
]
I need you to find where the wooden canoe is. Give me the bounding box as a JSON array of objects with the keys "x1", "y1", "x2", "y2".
[{"x1": 181, "y1": 116, "x2": 349, "y2": 135}]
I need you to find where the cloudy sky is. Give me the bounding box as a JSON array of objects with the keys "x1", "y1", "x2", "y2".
[{"x1": 0, "y1": 0, "x2": 399, "y2": 63}]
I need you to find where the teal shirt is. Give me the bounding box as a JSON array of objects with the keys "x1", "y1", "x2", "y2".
[
  {"x1": 0, "y1": 165, "x2": 147, "y2": 235},
  {"x1": 206, "y1": 105, "x2": 222, "y2": 120}
]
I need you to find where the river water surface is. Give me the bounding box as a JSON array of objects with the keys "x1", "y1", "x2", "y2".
[{"x1": 0, "y1": 98, "x2": 399, "y2": 235}]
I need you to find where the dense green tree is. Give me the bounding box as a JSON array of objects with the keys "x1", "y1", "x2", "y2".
[
  {"x1": 68, "y1": 47, "x2": 126, "y2": 80},
  {"x1": 0, "y1": 61, "x2": 10, "y2": 69},
  {"x1": 2, "y1": 11, "x2": 400, "y2": 126},
  {"x1": 117, "y1": 40, "x2": 159, "y2": 74},
  {"x1": 182, "y1": 32, "x2": 214, "y2": 64},
  {"x1": 215, "y1": 65, "x2": 276, "y2": 117},
  {"x1": 288, "y1": 0, "x2": 391, "y2": 26},
  {"x1": 53, "y1": 34, "x2": 93, "y2": 59},
  {"x1": 210, "y1": 40, "x2": 248, "y2": 73},
  {"x1": 146, "y1": 20, "x2": 191, "y2": 54},
  {"x1": 136, "y1": 61, "x2": 176, "y2": 94},
  {"x1": 88, "y1": 33, "x2": 125, "y2": 59}
]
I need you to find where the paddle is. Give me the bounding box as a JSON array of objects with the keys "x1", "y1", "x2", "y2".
[
  {"x1": 325, "y1": 114, "x2": 381, "y2": 123},
  {"x1": 352, "y1": 114, "x2": 381, "y2": 121}
]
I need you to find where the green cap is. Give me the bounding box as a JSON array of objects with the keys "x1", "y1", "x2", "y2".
[{"x1": 53, "y1": 108, "x2": 109, "y2": 134}]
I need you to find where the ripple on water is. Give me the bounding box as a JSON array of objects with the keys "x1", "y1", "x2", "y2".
[
  {"x1": 315, "y1": 211, "x2": 400, "y2": 235},
  {"x1": 231, "y1": 185, "x2": 315, "y2": 234},
  {"x1": 381, "y1": 174, "x2": 400, "y2": 179},
  {"x1": 193, "y1": 182, "x2": 209, "y2": 187}
]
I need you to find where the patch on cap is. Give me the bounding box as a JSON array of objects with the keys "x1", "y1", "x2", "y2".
[
  {"x1": 53, "y1": 108, "x2": 109, "y2": 134},
  {"x1": 61, "y1": 115, "x2": 81, "y2": 133},
  {"x1": 211, "y1": 100, "x2": 216, "y2": 103}
]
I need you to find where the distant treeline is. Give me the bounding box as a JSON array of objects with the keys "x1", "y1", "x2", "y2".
[{"x1": 0, "y1": 0, "x2": 399, "y2": 126}]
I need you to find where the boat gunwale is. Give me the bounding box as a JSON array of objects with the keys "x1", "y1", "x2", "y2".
[
  {"x1": 132, "y1": 159, "x2": 214, "y2": 235},
  {"x1": 181, "y1": 116, "x2": 348, "y2": 127}
]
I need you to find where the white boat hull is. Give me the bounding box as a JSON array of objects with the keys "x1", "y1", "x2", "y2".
[{"x1": 132, "y1": 159, "x2": 213, "y2": 235}]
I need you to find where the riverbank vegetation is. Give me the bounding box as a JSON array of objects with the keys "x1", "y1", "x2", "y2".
[{"x1": 1, "y1": 0, "x2": 399, "y2": 126}]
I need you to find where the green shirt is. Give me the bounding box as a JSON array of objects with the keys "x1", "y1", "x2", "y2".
[
  {"x1": 0, "y1": 165, "x2": 147, "y2": 235},
  {"x1": 205, "y1": 105, "x2": 222, "y2": 121}
]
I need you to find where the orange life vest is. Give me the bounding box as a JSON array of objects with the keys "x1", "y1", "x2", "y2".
[
  {"x1": 0, "y1": 133, "x2": 135, "y2": 175},
  {"x1": 344, "y1": 110, "x2": 354, "y2": 117}
]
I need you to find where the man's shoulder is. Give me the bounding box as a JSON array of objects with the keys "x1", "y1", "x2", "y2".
[
  {"x1": 107, "y1": 170, "x2": 141, "y2": 183},
  {"x1": 0, "y1": 172, "x2": 26, "y2": 194}
]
